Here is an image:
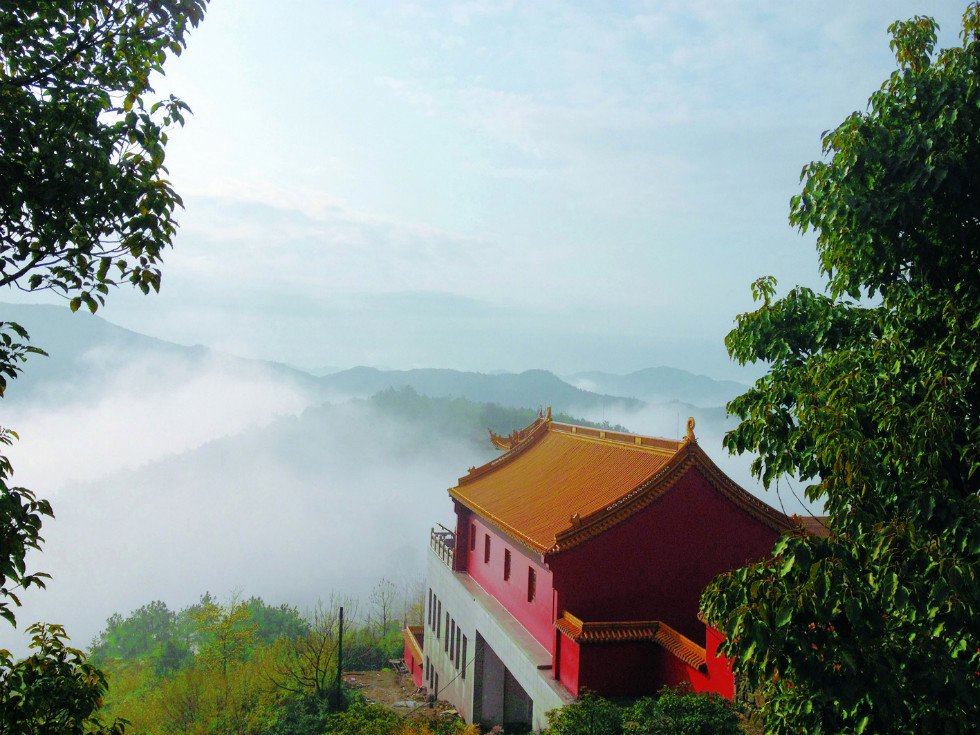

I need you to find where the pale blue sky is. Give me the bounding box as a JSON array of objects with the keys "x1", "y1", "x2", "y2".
[{"x1": 19, "y1": 0, "x2": 973, "y2": 378}]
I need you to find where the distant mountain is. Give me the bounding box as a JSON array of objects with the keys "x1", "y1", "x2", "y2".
[
  {"x1": 0, "y1": 302, "x2": 326, "y2": 404},
  {"x1": 564, "y1": 367, "x2": 749, "y2": 408},
  {"x1": 5, "y1": 304, "x2": 752, "y2": 422},
  {"x1": 317, "y1": 366, "x2": 643, "y2": 413},
  {"x1": 306, "y1": 365, "x2": 344, "y2": 377}
]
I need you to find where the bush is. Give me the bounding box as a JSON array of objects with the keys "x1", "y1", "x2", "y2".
[
  {"x1": 544, "y1": 691, "x2": 623, "y2": 735},
  {"x1": 621, "y1": 697, "x2": 668, "y2": 735},
  {"x1": 622, "y1": 686, "x2": 741, "y2": 735},
  {"x1": 262, "y1": 687, "x2": 363, "y2": 735},
  {"x1": 323, "y1": 701, "x2": 408, "y2": 735}
]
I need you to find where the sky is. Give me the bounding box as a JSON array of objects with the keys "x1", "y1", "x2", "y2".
[{"x1": 9, "y1": 0, "x2": 970, "y2": 380}]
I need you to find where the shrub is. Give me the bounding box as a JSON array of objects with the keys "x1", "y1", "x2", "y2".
[
  {"x1": 544, "y1": 690, "x2": 623, "y2": 735},
  {"x1": 621, "y1": 697, "x2": 668, "y2": 735},
  {"x1": 622, "y1": 686, "x2": 741, "y2": 735},
  {"x1": 323, "y1": 701, "x2": 407, "y2": 735},
  {"x1": 262, "y1": 687, "x2": 363, "y2": 735}
]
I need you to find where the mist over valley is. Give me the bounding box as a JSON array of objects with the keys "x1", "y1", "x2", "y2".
[{"x1": 0, "y1": 304, "x2": 805, "y2": 657}]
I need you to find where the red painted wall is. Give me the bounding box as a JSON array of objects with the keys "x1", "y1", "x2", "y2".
[
  {"x1": 704, "y1": 625, "x2": 735, "y2": 699},
  {"x1": 458, "y1": 513, "x2": 555, "y2": 651},
  {"x1": 557, "y1": 631, "x2": 580, "y2": 694},
  {"x1": 557, "y1": 626, "x2": 735, "y2": 699},
  {"x1": 549, "y1": 467, "x2": 780, "y2": 640},
  {"x1": 404, "y1": 640, "x2": 424, "y2": 689},
  {"x1": 578, "y1": 641, "x2": 667, "y2": 696}
]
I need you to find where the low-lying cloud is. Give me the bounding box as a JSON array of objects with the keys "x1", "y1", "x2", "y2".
[{"x1": 3, "y1": 353, "x2": 482, "y2": 657}]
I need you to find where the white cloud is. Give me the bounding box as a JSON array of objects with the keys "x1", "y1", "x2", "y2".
[{"x1": 4, "y1": 350, "x2": 313, "y2": 495}]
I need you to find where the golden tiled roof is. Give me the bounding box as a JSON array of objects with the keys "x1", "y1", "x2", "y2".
[
  {"x1": 450, "y1": 418, "x2": 795, "y2": 555},
  {"x1": 555, "y1": 613, "x2": 707, "y2": 671},
  {"x1": 452, "y1": 421, "x2": 681, "y2": 553}
]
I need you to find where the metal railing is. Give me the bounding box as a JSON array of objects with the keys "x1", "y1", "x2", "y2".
[{"x1": 430, "y1": 524, "x2": 456, "y2": 568}]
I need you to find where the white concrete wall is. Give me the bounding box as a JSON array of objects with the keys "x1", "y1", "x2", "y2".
[{"x1": 424, "y1": 546, "x2": 574, "y2": 731}]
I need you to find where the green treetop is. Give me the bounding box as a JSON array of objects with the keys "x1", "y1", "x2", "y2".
[{"x1": 703, "y1": 4, "x2": 980, "y2": 734}]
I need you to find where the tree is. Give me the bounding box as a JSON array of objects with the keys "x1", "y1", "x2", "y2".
[
  {"x1": 368, "y1": 578, "x2": 397, "y2": 640},
  {"x1": 0, "y1": 624, "x2": 125, "y2": 735},
  {"x1": 0, "y1": 0, "x2": 207, "y2": 626},
  {"x1": 544, "y1": 691, "x2": 622, "y2": 735},
  {"x1": 193, "y1": 595, "x2": 257, "y2": 682},
  {"x1": 270, "y1": 597, "x2": 356, "y2": 698},
  {"x1": 243, "y1": 596, "x2": 310, "y2": 645},
  {"x1": 0, "y1": 427, "x2": 50, "y2": 627},
  {"x1": 0, "y1": 0, "x2": 207, "y2": 311},
  {"x1": 702, "y1": 5, "x2": 980, "y2": 734},
  {"x1": 1, "y1": 2, "x2": 207, "y2": 731},
  {"x1": 90, "y1": 600, "x2": 177, "y2": 663}
]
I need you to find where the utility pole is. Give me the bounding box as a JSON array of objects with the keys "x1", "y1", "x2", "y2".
[{"x1": 333, "y1": 605, "x2": 344, "y2": 711}]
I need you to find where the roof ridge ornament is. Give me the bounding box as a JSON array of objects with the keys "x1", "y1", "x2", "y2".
[{"x1": 685, "y1": 416, "x2": 696, "y2": 444}]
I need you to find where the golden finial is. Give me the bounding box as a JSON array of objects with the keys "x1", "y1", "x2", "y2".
[
  {"x1": 546, "y1": 406, "x2": 552, "y2": 420},
  {"x1": 686, "y1": 417, "x2": 696, "y2": 443}
]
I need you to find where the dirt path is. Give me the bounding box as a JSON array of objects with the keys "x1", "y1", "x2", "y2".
[{"x1": 344, "y1": 670, "x2": 464, "y2": 724}]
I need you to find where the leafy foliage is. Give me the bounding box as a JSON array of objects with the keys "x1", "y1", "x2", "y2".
[
  {"x1": 245, "y1": 598, "x2": 309, "y2": 646},
  {"x1": 323, "y1": 702, "x2": 407, "y2": 735},
  {"x1": 0, "y1": 0, "x2": 207, "y2": 310},
  {"x1": 94, "y1": 588, "x2": 431, "y2": 733},
  {"x1": 90, "y1": 600, "x2": 178, "y2": 664},
  {"x1": 703, "y1": 5, "x2": 980, "y2": 734},
  {"x1": 261, "y1": 687, "x2": 362, "y2": 735},
  {"x1": 622, "y1": 687, "x2": 741, "y2": 735},
  {"x1": 0, "y1": 623, "x2": 125, "y2": 735},
  {"x1": 0, "y1": 428, "x2": 52, "y2": 627},
  {"x1": 0, "y1": 2, "x2": 207, "y2": 732},
  {"x1": 0, "y1": 322, "x2": 46, "y2": 398},
  {"x1": 544, "y1": 691, "x2": 623, "y2": 735},
  {"x1": 545, "y1": 689, "x2": 740, "y2": 735}
]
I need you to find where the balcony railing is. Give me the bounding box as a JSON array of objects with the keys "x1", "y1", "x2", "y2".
[{"x1": 430, "y1": 524, "x2": 456, "y2": 568}]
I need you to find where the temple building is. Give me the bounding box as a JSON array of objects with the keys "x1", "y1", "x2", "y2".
[{"x1": 404, "y1": 411, "x2": 811, "y2": 732}]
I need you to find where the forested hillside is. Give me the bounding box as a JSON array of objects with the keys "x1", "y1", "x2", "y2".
[{"x1": 89, "y1": 587, "x2": 463, "y2": 735}]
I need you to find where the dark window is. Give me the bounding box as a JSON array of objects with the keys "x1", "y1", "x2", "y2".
[
  {"x1": 450, "y1": 619, "x2": 456, "y2": 658},
  {"x1": 528, "y1": 567, "x2": 536, "y2": 602},
  {"x1": 470, "y1": 523, "x2": 476, "y2": 551},
  {"x1": 461, "y1": 635, "x2": 467, "y2": 679},
  {"x1": 455, "y1": 628, "x2": 462, "y2": 669},
  {"x1": 437, "y1": 601, "x2": 442, "y2": 638},
  {"x1": 504, "y1": 549, "x2": 512, "y2": 581},
  {"x1": 445, "y1": 613, "x2": 450, "y2": 651},
  {"x1": 427, "y1": 588, "x2": 433, "y2": 626},
  {"x1": 484, "y1": 534, "x2": 491, "y2": 563}
]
